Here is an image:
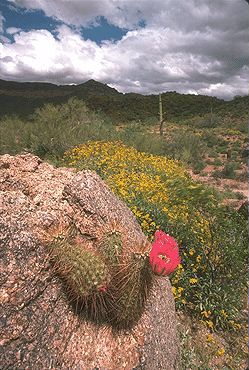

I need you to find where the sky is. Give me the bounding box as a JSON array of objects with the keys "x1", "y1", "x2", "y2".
[{"x1": 0, "y1": 0, "x2": 248, "y2": 100}]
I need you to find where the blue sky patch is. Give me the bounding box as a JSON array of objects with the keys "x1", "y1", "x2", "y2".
[
  {"x1": 0, "y1": 1, "x2": 61, "y2": 35},
  {"x1": 81, "y1": 16, "x2": 127, "y2": 44},
  {"x1": 0, "y1": 1, "x2": 127, "y2": 44}
]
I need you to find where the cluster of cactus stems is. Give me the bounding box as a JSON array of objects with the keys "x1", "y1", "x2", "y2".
[{"x1": 48, "y1": 227, "x2": 153, "y2": 329}]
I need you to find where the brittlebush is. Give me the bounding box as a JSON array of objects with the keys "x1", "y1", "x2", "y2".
[{"x1": 64, "y1": 141, "x2": 247, "y2": 331}]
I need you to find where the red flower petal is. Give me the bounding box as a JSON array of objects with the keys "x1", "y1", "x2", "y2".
[{"x1": 149, "y1": 230, "x2": 180, "y2": 276}]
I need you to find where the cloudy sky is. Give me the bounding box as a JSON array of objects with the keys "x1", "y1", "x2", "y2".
[{"x1": 0, "y1": 0, "x2": 248, "y2": 99}]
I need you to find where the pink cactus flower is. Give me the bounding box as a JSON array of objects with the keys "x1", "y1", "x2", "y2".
[
  {"x1": 98, "y1": 285, "x2": 107, "y2": 293},
  {"x1": 149, "y1": 230, "x2": 181, "y2": 276}
]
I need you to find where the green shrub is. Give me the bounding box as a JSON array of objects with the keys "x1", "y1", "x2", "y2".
[
  {"x1": 190, "y1": 114, "x2": 220, "y2": 128},
  {"x1": 216, "y1": 146, "x2": 228, "y2": 154},
  {"x1": 213, "y1": 159, "x2": 222, "y2": 166},
  {"x1": 230, "y1": 151, "x2": 239, "y2": 160},
  {"x1": 201, "y1": 131, "x2": 220, "y2": 148},
  {"x1": 0, "y1": 98, "x2": 117, "y2": 158},
  {"x1": 65, "y1": 141, "x2": 248, "y2": 331},
  {"x1": 28, "y1": 98, "x2": 115, "y2": 158},
  {"x1": 193, "y1": 161, "x2": 206, "y2": 174},
  {"x1": 118, "y1": 122, "x2": 165, "y2": 156},
  {"x1": 220, "y1": 162, "x2": 237, "y2": 179},
  {"x1": 163, "y1": 132, "x2": 206, "y2": 168},
  {"x1": 0, "y1": 99, "x2": 166, "y2": 160},
  {"x1": 0, "y1": 116, "x2": 28, "y2": 154}
]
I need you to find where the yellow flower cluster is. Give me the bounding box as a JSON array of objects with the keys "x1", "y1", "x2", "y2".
[
  {"x1": 189, "y1": 278, "x2": 198, "y2": 284},
  {"x1": 66, "y1": 140, "x2": 186, "y2": 180},
  {"x1": 64, "y1": 141, "x2": 209, "y2": 236},
  {"x1": 206, "y1": 333, "x2": 215, "y2": 343},
  {"x1": 130, "y1": 206, "x2": 160, "y2": 238},
  {"x1": 64, "y1": 141, "x2": 240, "y2": 331},
  {"x1": 172, "y1": 286, "x2": 187, "y2": 304}
]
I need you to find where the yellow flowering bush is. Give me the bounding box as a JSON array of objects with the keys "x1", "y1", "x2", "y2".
[{"x1": 64, "y1": 141, "x2": 247, "y2": 330}]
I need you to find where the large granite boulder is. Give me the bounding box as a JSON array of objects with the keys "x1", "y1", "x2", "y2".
[{"x1": 0, "y1": 153, "x2": 179, "y2": 370}]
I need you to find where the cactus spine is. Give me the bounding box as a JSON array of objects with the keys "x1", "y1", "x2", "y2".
[
  {"x1": 48, "y1": 228, "x2": 152, "y2": 329},
  {"x1": 100, "y1": 231, "x2": 122, "y2": 265},
  {"x1": 110, "y1": 253, "x2": 152, "y2": 328},
  {"x1": 48, "y1": 234, "x2": 110, "y2": 297}
]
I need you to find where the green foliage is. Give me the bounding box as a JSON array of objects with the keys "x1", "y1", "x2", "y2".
[
  {"x1": 29, "y1": 98, "x2": 114, "y2": 158},
  {"x1": 171, "y1": 207, "x2": 247, "y2": 331},
  {"x1": 220, "y1": 162, "x2": 238, "y2": 179},
  {"x1": 65, "y1": 141, "x2": 248, "y2": 331},
  {"x1": 201, "y1": 131, "x2": 226, "y2": 148},
  {"x1": 1, "y1": 78, "x2": 248, "y2": 127},
  {"x1": 0, "y1": 99, "x2": 168, "y2": 161},
  {"x1": 213, "y1": 159, "x2": 222, "y2": 166},
  {"x1": 163, "y1": 131, "x2": 206, "y2": 168},
  {"x1": 0, "y1": 116, "x2": 29, "y2": 155},
  {"x1": 192, "y1": 161, "x2": 206, "y2": 174},
  {"x1": 118, "y1": 122, "x2": 165, "y2": 156},
  {"x1": 0, "y1": 98, "x2": 116, "y2": 158},
  {"x1": 190, "y1": 113, "x2": 220, "y2": 128}
]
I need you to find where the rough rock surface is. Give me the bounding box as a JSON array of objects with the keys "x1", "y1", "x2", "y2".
[{"x1": 0, "y1": 153, "x2": 180, "y2": 370}]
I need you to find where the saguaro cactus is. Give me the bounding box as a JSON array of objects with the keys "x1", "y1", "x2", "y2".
[{"x1": 159, "y1": 93, "x2": 166, "y2": 136}]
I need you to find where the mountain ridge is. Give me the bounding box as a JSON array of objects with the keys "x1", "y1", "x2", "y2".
[{"x1": 0, "y1": 78, "x2": 248, "y2": 122}]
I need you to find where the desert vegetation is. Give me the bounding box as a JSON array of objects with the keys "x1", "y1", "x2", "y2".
[{"x1": 0, "y1": 96, "x2": 248, "y2": 369}]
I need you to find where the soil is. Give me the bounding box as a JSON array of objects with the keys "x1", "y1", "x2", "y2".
[{"x1": 189, "y1": 162, "x2": 248, "y2": 209}]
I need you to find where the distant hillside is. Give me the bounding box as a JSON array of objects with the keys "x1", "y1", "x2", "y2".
[{"x1": 0, "y1": 78, "x2": 248, "y2": 123}]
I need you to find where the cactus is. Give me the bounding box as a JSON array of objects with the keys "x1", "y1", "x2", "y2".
[
  {"x1": 48, "y1": 228, "x2": 180, "y2": 329},
  {"x1": 99, "y1": 231, "x2": 122, "y2": 265},
  {"x1": 48, "y1": 234, "x2": 110, "y2": 298},
  {"x1": 48, "y1": 225, "x2": 178, "y2": 329},
  {"x1": 109, "y1": 253, "x2": 152, "y2": 329}
]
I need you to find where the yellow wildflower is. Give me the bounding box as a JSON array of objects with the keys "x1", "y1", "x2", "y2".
[
  {"x1": 189, "y1": 278, "x2": 198, "y2": 284},
  {"x1": 178, "y1": 264, "x2": 184, "y2": 270},
  {"x1": 189, "y1": 248, "x2": 195, "y2": 256},
  {"x1": 206, "y1": 320, "x2": 214, "y2": 329},
  {"x1": 201, "y1": 310, "x2": 211, "y2": 318},
  {"x1": 220, "y1": 309, "x2": 228, "y2": 318},
  {"x1": 217, "y1": 348, "x2": 225, "y2": 356},
  {"x1": 172, "y1": 287, "x2": 177, "y2": 295},
  {"x1": 206, "y1": 334, "x2": 215, "y2": 343},
  {"x1": 196, "y1": 255, "x2": 202, "y2": 263}
]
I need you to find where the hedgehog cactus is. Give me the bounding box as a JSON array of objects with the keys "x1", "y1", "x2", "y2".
[
  {"x1": 111, "y1": 254, "x2": 152, "y2": 328},
  {"x1": 48, "y1": 234, "x2": 110, "y2": 297},
  {"x1": 48, "y1": 227, "x2": 180, "y2": 329},
  {"x1": 100, "y1": 231, "x2": 123, "y2": 265}
]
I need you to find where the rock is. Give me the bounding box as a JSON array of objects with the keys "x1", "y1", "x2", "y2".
[{"x1": 0, "y1": 153, "x2": 179, "y2": 370}]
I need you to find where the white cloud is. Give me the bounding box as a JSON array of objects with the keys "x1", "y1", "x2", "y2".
[
  {"x1": 1, "y1": 0, "x2": 249, "y2": 99},
  {"x1": 6, "y1": 27, "x2": 22, "y2": 34},
  {"x1": 9, "y1": 0, "x2": 139, "y2": 28},
  {"x1": 0, "y1": 12, "x2": 5, "y2": 33},
  {"x1": 0, "y1": 26, "x2": 100, "y2": 81},
  {"x1": 9, "y1": 0, "x2": 249, "y2": 31}
]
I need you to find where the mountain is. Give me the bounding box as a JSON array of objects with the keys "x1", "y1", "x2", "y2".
[{"x1": 0, "y1": 78, "x2": 248, "y2": 123}]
